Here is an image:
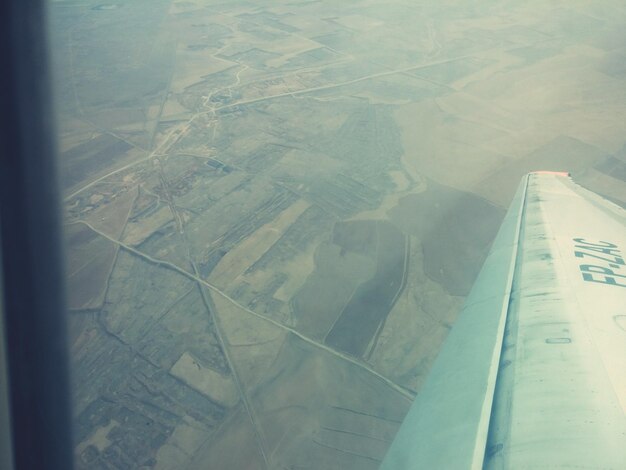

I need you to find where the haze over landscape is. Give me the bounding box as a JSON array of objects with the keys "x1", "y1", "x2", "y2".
[{"x1": 50, "y1": 1, "x2": 626, "y2": 468}]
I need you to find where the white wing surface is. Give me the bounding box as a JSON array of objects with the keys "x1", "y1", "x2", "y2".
[{"x1": 381, "y1": 172, "x2": 626, "y2": 469}]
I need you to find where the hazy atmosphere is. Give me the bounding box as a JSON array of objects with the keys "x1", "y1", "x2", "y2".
[{"x1": 50, "y1": 0, "x2": 626, "y2": 468}]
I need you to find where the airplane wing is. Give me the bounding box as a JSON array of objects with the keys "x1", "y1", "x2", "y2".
[{"x1": 380, "y1": 172, "x2": 626, "y2": 469}]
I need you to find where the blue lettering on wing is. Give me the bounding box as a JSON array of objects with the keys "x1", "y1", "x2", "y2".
[{"x1": 573, "y1": 239, "x2": 626, "y2": 288}]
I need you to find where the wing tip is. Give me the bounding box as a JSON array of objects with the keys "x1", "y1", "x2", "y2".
[{"x1": 528, "y1": 170, "x2": 571, "y2": 177}]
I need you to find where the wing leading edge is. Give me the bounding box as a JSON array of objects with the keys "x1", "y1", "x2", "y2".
[{"x1": 381, "y1": 172, "x2": 626, "y2": 469}]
